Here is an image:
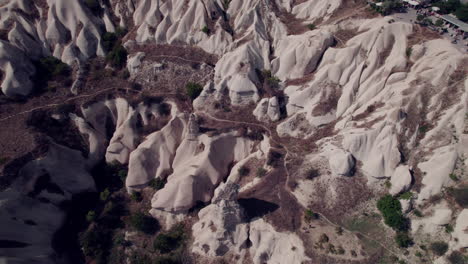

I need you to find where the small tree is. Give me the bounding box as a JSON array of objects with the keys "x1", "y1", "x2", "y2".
[
  {"x1": 100, "y1": 188, "x2": 111, "y2": 201},
  {"x1": 153, "y1": 223, "x2": 185, "y2": 253},
  {"x1": 395, "y1": 232, "x2": 412, "y2": 248},
  {"x1": 130, "y1": 191, "x2": 142, "y2": 202},
  {"x1": 149, "y1": 178, "x2": 167, "y2": 190},
  {"x1": 118, "y1": 170, "x2": 128, "y2": 182},
  {"x1": 455, "y1": 4, "x2": 468, "y2": 22},
  {"x1": 445, "y1": 224, "x2": 454, "y2": 233},
  {"x1": 201, "y1": 26, "x2": 210, "y2": 34},
  {"x1": 377, "y1": 195, "x2": 406, "y2": 230},
  {"x1": 186, "y1": 82, "x2": 203, "y2": 100},
  {"x1": 86, "y1": 210, "x2": 97, "y2": 222},
  {"x1": 435, "y1": 19, "x2": 444, "y2": 27},
  {"x1": 405, "y1": 47, "x2": 413, "y2": 58},
  {"x1": 238, "y1": 166, "x2": 250, "y2": 176},
  {"x1": 129, "y1": 212, "x2": 159, "y2": 234},
  {"x1": 304, "y1": 209, "x2": 319, "y2": 221},
  {"x1": 447, "y1": 251, "x2": 467, "y2": 264},
  {"x1": 256, "y1": 167, "x2": 267, "y2": 177},
  {"x1": 106, "y1": 44, "x2": 128, "y2": 68},
  {"x1": 430, "y1": 241, "x2": 448, "y2": 256},
  {"x1": 307, "y1": 24, "x2": 316, "y2": 30}
]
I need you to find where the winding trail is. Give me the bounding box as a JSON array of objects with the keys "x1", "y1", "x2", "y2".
[{"x1": 197, "y1": 111, "x2": 409, "y2": 262}]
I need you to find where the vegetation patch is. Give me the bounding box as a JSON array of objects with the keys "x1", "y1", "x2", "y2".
[
  {"x1": 33, "y1": 56, "x2": 71, "y2": 92},
  {"x1": 377, "y1": 195, "x2": 407, "y2": 231},
  {"x1": 430, "y1": 241, "x2": 449, "y2": 256},
  {"x1": 129, "y1": 212, "x2": 159, "y2": 235},
  {"x1": 149, "y1": 178, "x2": 167, "y2": 190},
  {"x1": 304, "y1": 209, "x2": 319, "y2": 222},
  {"x1": 398, "y1": 191, "x2": 413, "y2": 200},
  {"x1": 153, "y1": 223, "x2": 187, "y2": 254},
  {"x1": 447, "y1": 187, "x2": 468, "y2": 207},
  {"x1": 395, "y1": 232, "x2": 413, "y2": 248},
  {"x1": 185, "y1": 82, "x2": 203, "y2": 100},
  {"x1": 256, "y1": 167, "x2": 267, "y2": 177}
]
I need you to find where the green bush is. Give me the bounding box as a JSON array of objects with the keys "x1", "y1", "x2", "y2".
[
  {"x1": 307, "y1": 24, "x2": 316, "y2": 30},
  {"x1": 435, "y1": 19, "x2": 444, "y2": 27},
  {"x1": 102, "y1": 32, "x2": 118, "y2": 52},
  {"x1": 395, "y1": 232, "x2": 412, "y2": 248},
  {"x1": 149, "y1": 178, "x2": 167, "y2": 190},
  {"x1": 84, "y1": 0, "x2": 102, "y2": 16},
  {"x1": 455, "y1": 4, "x2": 468, "y2": 22},
  {"x1": 238, "y1": 166, "x2": 250, "y2": 176},
  {"x1": 100, "y1": 188, "x2": 111, "y2": 201},
  {"x1": 447, "y1": 251, "x2": 468, "y2": 264},
  {"x1": 201, "y1": 26, "x2": 210, "y2": 34},
  {"x1": 430, "y1": 241, "x2": 449, "y2": 256},
  {"x1": 449, "y1": 188, "x2": 468, "y2": 207},
  {"x1": 106, "y1": 44, "x2": 128, "y2": 68},
  {"x1": 185, "y1": 82, "x2": 203, "y2": 100},
  {"x1": 256, "y1": 167, "x2": 267, "y2": 177},
  {"x1": 129, "y1": 212, "x2": 159, "y2": 234},
  {"x1": 445, "y1": 224, "x2": 454, "y2": 233},
  {"x1": 118, "y1": 169, "x2": 128, "y2": 182},
  {"x1": 449, "y1": 173, "x2": 459, "y2": 181},
  {"x1": 413, "y1": 209, "x2": 423, "y2": 217},
  {"x1": 304, "y1": 209, "x2": 319, "y2": 221},
  {"x1": 398, "y1": 191, "x2": 413, "y2": 200},
  {"x1": 405, "y1": 47, "x2": 413, "y2": 58},
  {"x1": 377, "y1": 195, "x2": 406, "y2": 230},
  {"x1": 34, "y1": 56, "x2": 70, "y2": 88},
  {"x1": 222, "y1": 0, "x2": 231, "y2": 10},
  {"x1": 86, "y1": 210, "x2": 97, "y2": 222},
  {"x1": 153, "y1": 223, "x2": 186, "y2": 253},
  {"x1": 79, "y1": 227, "x2": 111, "y2": 259},
  {"x1": 130, "y1": 191, "x2": 142, "y2": 202},
  {"x1": 434, "y1": 0, "x2": 462, "y2": 15}
]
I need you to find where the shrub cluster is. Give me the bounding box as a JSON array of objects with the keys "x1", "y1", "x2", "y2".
[
  {"x1": 377, "y1": 195, "x2": 406, "y2": 231},
  {"x1": 153, "y1": 223, "x2": 186, "y2": 254},
  {"x1": 185, "y1": 82, "x2": 203, "y2": 100},
  {"x1": 430, "y1": 241, "x2": 449, "y2": 256},
  {"x1": 149, "y1": 178, "x2": 167, "y2": 190},
  {"x1": 129, "y1": 212, "x2": 159, "y2": 235}
]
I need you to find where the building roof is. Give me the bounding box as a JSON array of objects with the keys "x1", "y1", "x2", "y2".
[{"x1": 441, "y1": 15, "x2": 468, "y2": 32}]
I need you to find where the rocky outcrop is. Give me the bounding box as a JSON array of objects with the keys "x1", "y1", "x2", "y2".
[
  {"x1": 192, "y1": 182, "x2": 309, "y2": 264},
  {"x1": 249, "y1": 219, "x2": 310, "y2": 264},
  {"x1": 452, "y1": 209, "x2": 468, "y2": 250},
  {"x1": 253, "y1": 97, "x2": 281, "y2": 122},
  {"x1": 328, "y1": 148, "x2": 355, "y2": 177},
  {"x1": 192, "y1": 183, "x2": 248, "y2": 258},
  {"x1": 390, "y1": 165, "x2": 412, "y2": 195},
  {"x1": 151, "y1": 131, "x2": 253, "y2": 213}
]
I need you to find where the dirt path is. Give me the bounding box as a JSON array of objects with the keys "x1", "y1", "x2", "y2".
[{"x1": 197, "y1": 111, "x2": 410, "y2": 261}]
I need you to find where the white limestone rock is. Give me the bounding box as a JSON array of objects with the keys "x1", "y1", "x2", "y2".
[
  {"x1": 417, "y1": 146, "x2": 457, "y2": 203},
  {"x1": 390, "y1": 165, "x2": 412, "y2": 195},
  {"x1": 151, "y1": 132, "x2": 253, "y2": 212},
  {"x1": 329, "y1": 149, "x2": 355, "y2": 176},
  {"x1": 192, "y1": 183, "x2": 248, "y2": 258},
  {"x1": 272, "y1": 31, "x2": 334, "y2": 80},
  {"x1": 249, "y1": 219, "x2": 310, "y2": 264},
  {"x1": 127, "y1": 52, "x2": 145, "y2": 75},
  {"x1": 253, "y1": 97, "x2": 281, "y2": 122},
  {"x1": 452, "y1": 209, "x2": 468, "y2": 250}
]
